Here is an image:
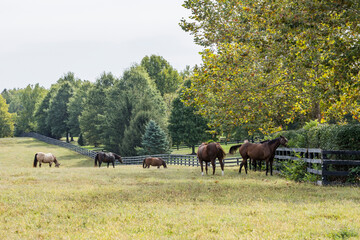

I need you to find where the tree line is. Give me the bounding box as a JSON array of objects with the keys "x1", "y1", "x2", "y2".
[
  {"x1": 2, "y1": 1, "x2": 360, "y2": 152},
  {"x1": 0, "y1": 55, "x2": 210, "y2": 156}
]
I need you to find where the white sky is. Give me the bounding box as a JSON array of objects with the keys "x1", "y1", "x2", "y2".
[{"x1": 0, "y1": 0, "x2": 202, "y2": 90}]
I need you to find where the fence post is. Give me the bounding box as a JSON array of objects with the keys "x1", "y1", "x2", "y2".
[{"x1": 321, "y1": 150, "x2": 328, "y2": 186}]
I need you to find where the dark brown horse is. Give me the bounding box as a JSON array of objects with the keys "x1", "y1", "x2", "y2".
[
  {"x1": 143, "y1": 157, "x2": 167, "y2": 168},
  {"x1": 229, "y1": 136, "x2": 288, "y2": 176},
  {"x1": 197, "y1": 142, "x2": 226, "y2": 176},
  {"x1": 94, "y1": 152, "x2": 123, "y2": 168}
]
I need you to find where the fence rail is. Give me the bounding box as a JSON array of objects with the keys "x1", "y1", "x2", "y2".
[
  {"x1": 275, "y1": 147, "x2": 360, "y2": 185},
  {"x1": 21, "y1": 132, "x2": 98, "y2": 159}
]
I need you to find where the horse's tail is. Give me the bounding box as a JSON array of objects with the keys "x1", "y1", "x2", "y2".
[
  {"x1": 217, "y1": 144, "x2": 226, "y2": 159},
  {"x1": 33, "y1": 153, "x2": 38, "y2": 167},
  {"x1": 229, "y1": 144, "x2": 242, "y2": 154},
  {"x1": 94, "y1": 154, "x2": 98, "y2": 167},
  {"x1": 143, "y1": 158, "x2": 146, "y2": 168}
]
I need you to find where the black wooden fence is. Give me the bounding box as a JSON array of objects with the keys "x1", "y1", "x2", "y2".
[
  {"x1": 274, "y1": 148, "x2": 360, "y2": 185},
  {"x1": 22, "y1": 132, "x2": 360, "y2": 185},
  {"x1": 21, "y1": 132, "x2": 98, "y2": 159}
]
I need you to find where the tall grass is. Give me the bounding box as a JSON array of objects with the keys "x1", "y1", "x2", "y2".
[{"x1": 0, "y1": 138, "x2": 359, "y2": 239}]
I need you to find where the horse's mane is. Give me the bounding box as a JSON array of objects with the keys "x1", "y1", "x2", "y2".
[{"x1": 268, "y1": 137, "x2": 281, "y2": 146}]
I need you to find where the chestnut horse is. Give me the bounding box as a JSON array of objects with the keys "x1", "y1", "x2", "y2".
[
  {"x1": 94, "y1": 152, "x2": 123, "y2": 168},
  {"x1": 229, "y1": 136, "x2": 288, "y2": 176},
  {"x1": 197, "y1": 142, "x2": 226, "y2": 176},
  {"x1": 33, "y1": 152, "x2": 60, "y2": 168},
  {"x1": 143, "y1": 157, "x2": 167, "y2": 168}
]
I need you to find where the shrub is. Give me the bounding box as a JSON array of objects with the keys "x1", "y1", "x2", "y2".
[
  {"x1": 335, "y1": 124, "x2": 360, "y2": 150},
  {"x1": 78, "y1": 133, "x2": 85, "y2": 146}
]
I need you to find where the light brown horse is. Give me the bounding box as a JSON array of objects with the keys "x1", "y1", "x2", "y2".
[
  {"x1": 143, "y1": 157, "x2": 167, "y2": 168},
  {"x1": 33, "y1": 152, "x2": 60, "y2": 168},
  {"x1": 229, "y1": 136, "x2": 288, "y2": 176},
  {"x1": 197, "y1": 142, "x2": 226, "y2": 176}
]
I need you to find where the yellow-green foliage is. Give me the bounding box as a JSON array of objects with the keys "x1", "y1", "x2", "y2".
[{"x1": 1, "y1": 138, "x2": 360, "y2": 239}]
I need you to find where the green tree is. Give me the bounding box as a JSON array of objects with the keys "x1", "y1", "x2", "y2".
[
  {"x1": 14, "y1": 84, "x2": 47, "y2": 136},
  {"x1": 67, "y1": 81, "x2": 91, "y2": 138},
  {"x1": 168, "y1": 97, "x2": 211, "y2": 154},
  {"x1": 34, "y1": 85, "x2": 59, "y2": 137},
  {"x1": 0, "y1": 94, "x2": 15, "y2": 137},
  {"x1": 1, "y1": 88, "x2": 23, "y2": 114},
  {"x1": 47, "y1": 82, "x2": 73, "y2": 140},
  {"x1": 103, "y1": 65, "x2": 167, "y2": 156},
  {"x1": 140, "y1": 120, "x2": 170, "y2": 155},
  {"x1": 141, "y1": 55, "x2": 182, "y2": 96},
  {"x1": 180, "y1": 0, "x2": 360, "y2": 134},
  {"x1": 80, "y1": 73, "x2": 116, "y2": 147}
]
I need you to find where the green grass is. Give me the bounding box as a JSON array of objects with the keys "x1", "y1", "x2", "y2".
[{"x1": 1, "y1": 138, "x2": 360, "y2": 239}]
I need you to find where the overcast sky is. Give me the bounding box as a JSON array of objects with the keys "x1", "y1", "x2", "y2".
[{"x1": 0, "y1": 0, "x2": 202, "y2": 90}]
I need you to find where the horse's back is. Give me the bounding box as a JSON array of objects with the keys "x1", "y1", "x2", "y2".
[
  {"x1": 240, "y1": 142, "x2": 270, "y2": 160},
  {"x1": 37, "y1": 152, "x2": 55, "y2": 162}
]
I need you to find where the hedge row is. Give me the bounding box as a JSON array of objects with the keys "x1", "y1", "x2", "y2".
[{"x1": 273, "y1": 123, "x2": 360, "y2": 150}]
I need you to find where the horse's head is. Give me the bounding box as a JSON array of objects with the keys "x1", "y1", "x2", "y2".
[
  {"x1": 114, "y1": 153, "x2": 123, "y2": 164},
  {"x1": 53, "y1": 156, "x2": 60, "y2": 167},
  {"x1": 160, "y1": 158, "x2": 167, "y2": 168},
  {"x1": 280, "y1": 135, "x2": 289, "y2": 147}
]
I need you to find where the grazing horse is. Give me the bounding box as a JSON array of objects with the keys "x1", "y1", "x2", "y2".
[
  {"x1": 94, "y1": 152, "x2": 123, "y2": 168},
  {"x1": 229, "y1": 136, "x2": 288, "y2": 176},
  {"x1": 143, "y1": 157, "x2": 167, "y2": 168},
  {"x1": 33, "y1": 152, "x2": 60, "y2": 168},
  {"x1": 197, "y1": 142, "x2": 226, "y2": 176}
]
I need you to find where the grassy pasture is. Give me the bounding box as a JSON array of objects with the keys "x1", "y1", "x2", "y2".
[{"x1": 1, "y1": 138, "x2": 360, "y2": 239}]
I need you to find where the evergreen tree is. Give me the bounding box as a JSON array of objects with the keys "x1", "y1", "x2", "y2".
[
  {"x1": 77, "y1": 133, "x2": 85, "y2": 146},
  {"x1": 141, "y1": 120, "x2": 170, "y2": 155}
]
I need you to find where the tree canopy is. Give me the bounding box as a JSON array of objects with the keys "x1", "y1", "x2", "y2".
[{"x1": 180, "y1": 0, "x2": 360, "y2": 134}]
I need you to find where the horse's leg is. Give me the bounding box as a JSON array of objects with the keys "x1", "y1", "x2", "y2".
[
  {"x1": 39, "y1": 162, "x2": 42, "y2": 168},
  {"x1": 200, "y1": 160, "x2": 204, "y2": 176},
  {"x1": 219, "y1": 159, "x2": 224, "y2": 176},
  {"x1": 266, "y1": 160, "x2": 269, "y2": 176},
  {"x1": 239, "y1": 158, "x2": 247, "y2": 174},
  {"x1": 270, "y1": 159, "x2": 273, "y2": 176},
  {"x1": 244, "y1": 158, "x2": 248, "y2": 174},
  {"x1": 211, "y1": 159, "x2": 216, "y2": 175},
  {"x1": 258, "y1": 160, "x2": 262, "y2": 171},
  {"x1": 205, "y1": 162, "x2": 208, "y2": 175},
  {"x1": 112, "y1": 161, "x2": 115, "y2": 168},
  {"x1": 99, "y1": 161, "x2": 102, "y2": 168},
  {"x1": 49, "y1": 162, "x2": 52, "y2": 167}
]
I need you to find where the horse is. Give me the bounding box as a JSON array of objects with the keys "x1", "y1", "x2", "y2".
[
  {"x1": 143, "y1": 157, "x2": 167, "y2": 168},
  {"x1": 94, "y1": 152, "x2": 123, "y2": 168},
  {"x1": 229, "y1": 136, "x2": 288, "y2": 176},
  {"x1": 33, "y1": 152, "x2": 60, "y2": 168},
  {"x1": 197, "y1": 142, "x2": 226, "y2": 176}
]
